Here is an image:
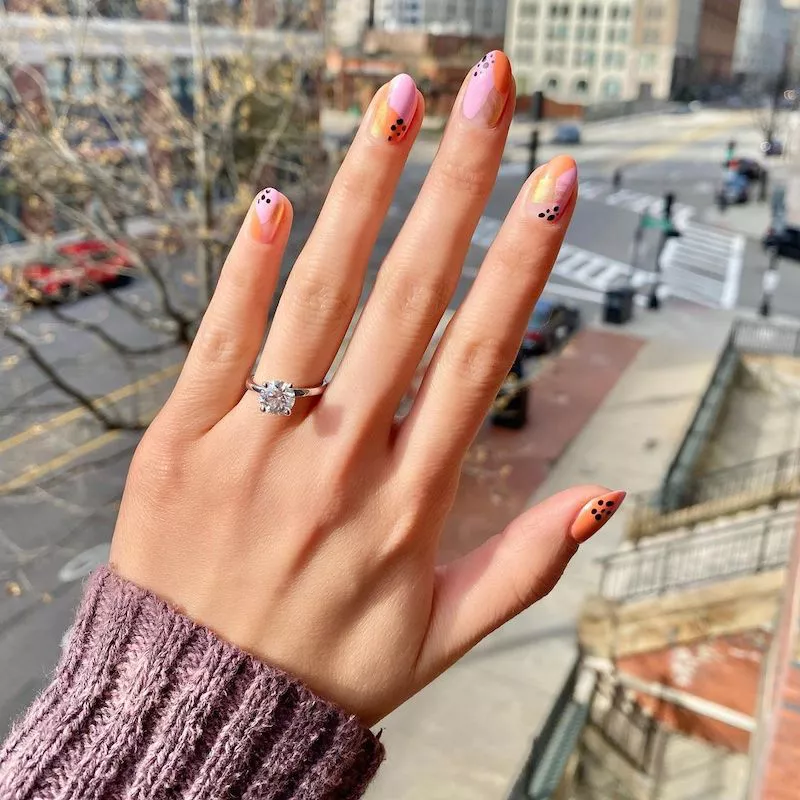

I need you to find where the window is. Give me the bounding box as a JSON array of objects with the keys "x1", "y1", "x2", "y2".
[
  {"x1": 519, "y1": 1, "x2": 539, "y2": 16},
  {"x1": 617, "y1": 27, "x2": 628, "y2": 42},
  {"x1": 621, "y1": 5, "x2": 630, "y2": 18},
  {"x1": 615, "y1": 51, "x2": 626, "y2": 67},
  {"x1": 643, "y1": 28, "x2": 660, "y2": 43},
  {"x1": 644, "y1": 2, "x2": 663, "y2": 19},
  {"x1": 575, "y1": 23, "x2": 585, "y2": 39},
  {"x1": 603, "y1": 50, "x2": 614, "y2": 67},
  {"x1": 515, "y1": 44, "x2": 536, "y2": 62},
  {"x1": 591, "y1": 4, "x2": 600, "y2": 18},
  {"x1": 560, "y1": 3, "x2": 569, "y2": 17},
  {"x1": 518, "y1": 23, "x2": 536, "y2": 39},
  {"x1": 607, "y1": 27, "x2": 615, "y2": 42},
  {"x1": 579, "y1": 3, "x2": 587, "y2": 18},
  {"x1": 575, "y1": 78, "x2": 589, "y2": 93},
  {"x1": 573, "y1": 49, "x2": 596, "y2": 67},
  {"x1": 609, "y1": 4, "x2": 618, "y2": 19},
  {"x1": 549, "y1": 2, "x2": 558, "y2": 17},
  {"x1": 546, "y1": 76, "x2": 559, "y2": 90},
  {"x1": 555, "y1": 23, "x2": 568, "y2": 39},
  {"x1": 585, "y1": 25, "x2": 596, "y2": 40},
  {"x1": 602, "y1": 77, "x2": 622, "y2": 98},
  {"x1": 544, "y1": 47, "x2": 566, "y2": 65},
  {"x1": 640, "y1": 52, "x2": 657, "y2": 70}
]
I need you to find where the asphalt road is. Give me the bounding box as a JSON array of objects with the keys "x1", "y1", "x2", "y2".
[{"x1": 0, "y1": 106, "x2": 791, "y2": 735}]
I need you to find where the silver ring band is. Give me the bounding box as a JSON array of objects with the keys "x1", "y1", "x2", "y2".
[{"x1": 246, "y1": 375, "x2": 326, "y2": 416}]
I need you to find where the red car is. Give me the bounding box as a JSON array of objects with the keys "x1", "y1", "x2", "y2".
[{"x1": 22, "y1": 240, "x2": 134, "y2": 302}]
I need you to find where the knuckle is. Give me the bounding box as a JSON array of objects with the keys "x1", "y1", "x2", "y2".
[
  {"x1": 431, "y1": 155, "x2": 495, "y2": 199},
  {"x1": 442, "y1": 334, "x2": 517, "y2": 390},
  {"x1": 127, "y1": 417, "x2": 187, "y2": 496},
  {"x1": 286, "y1": 269, "x2": 357, "y2": 322},
  {"x1": 380, "y1": 268, "x2": 452, "y2": 322},
  {"x1": 192, "y1": 320, "x2": 247, "y2": 368}
]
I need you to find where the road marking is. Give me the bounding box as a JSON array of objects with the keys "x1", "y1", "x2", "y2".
[
  {"x1": 612, "y1": 119, "x2": 736, "y2": 167},
  {"x1": 0, "y1": 429, "x2": 122, "y2": 494},
  {"x1": 0, "y1": 362, "x2": 181, "y2": 456}
]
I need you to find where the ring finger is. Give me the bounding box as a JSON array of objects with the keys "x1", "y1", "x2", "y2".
[{"x1": 246, "y1": 74, "x2": 423, "y2": 417}]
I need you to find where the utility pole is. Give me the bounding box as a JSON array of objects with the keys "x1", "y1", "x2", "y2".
[
  {"x1": 367, "y1": 0, "x2": 376, "y2": 29},
  {"x1": 529, "y1": 90, "x2": 544, "y2": 172}
]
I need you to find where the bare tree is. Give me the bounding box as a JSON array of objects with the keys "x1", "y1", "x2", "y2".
[{"x1": 0, "y1": 0, "x2": 326, "y2": 430}]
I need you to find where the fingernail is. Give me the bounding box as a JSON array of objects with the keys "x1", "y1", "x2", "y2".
[
  {"x1": 371, "y1": 73, "x2": 418, "y2": 144},
  {"x1": 570, "y1": 490, "x2": 626, "y2": 544},
  {"x1": 462, "y1": 50, "x2": 512, "y2": 127},
  {"x1": 527, "y1": 156, "x2": 578, "y2": 222},
  {"x1": 249, "y1": 187, "x2": 285, "y2": 244}
]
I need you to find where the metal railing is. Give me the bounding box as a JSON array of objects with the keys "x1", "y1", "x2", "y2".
[
  {"x1": 600, "y1": 509, "x2": 796, "y2": 602},
  {"x1": 628, "y1": 318, "x2": 800, "y2": 539},
  {"x1": 732, "y1": 319, "x2": 800, "y2": 357},
  {"x1": 509, "y1": 655, "x2": 585, "y2": 800}
]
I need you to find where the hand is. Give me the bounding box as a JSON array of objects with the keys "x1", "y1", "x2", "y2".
[{"x1": 110, "y1": 54, "x2": 624, "y2": 727}]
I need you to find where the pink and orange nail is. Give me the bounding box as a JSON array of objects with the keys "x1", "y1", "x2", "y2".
[
  {"x1": 371, "y1": 73, "x2": 418, "y2": 144},
  {"x1": 570, "y1": 490, "x2": 626, "y2": 544},
  {"x1": 462, "y1": 50, "x2": 512, "y2": 127},
  {"x1": 250, "y1": 187, "x2": 286, "y2": 244},
  {"x1": 528, "y1": 155, "x2": 578, "y2": 223}
]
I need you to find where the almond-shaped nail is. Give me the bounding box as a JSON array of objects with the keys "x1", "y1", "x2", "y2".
[
  {"x1": 371, "y1": 73, "x2": 418, "y2": 144},
  {"x1": 249, "y1": 187, "x2": 286, "y2": 244},
  {"x1": 463, "y1": 50, "x2": 512, "y2": 127},
  {"x1": 570, "y1": 490, "x2": 626, "y2": 544},
  {"x1": 528, "y1": 155, "x2": 577, "y2": 222}
]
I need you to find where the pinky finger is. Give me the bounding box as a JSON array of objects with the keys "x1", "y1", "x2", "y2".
[{"x1": 415, "y1": 486, "x2": 626, "y2": 681}]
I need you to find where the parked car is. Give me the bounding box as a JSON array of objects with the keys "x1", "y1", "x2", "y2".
[
  {"x1": 551, "y1": 124, "x2": 581, "y2": 145},
  {"x1": 718, "y1": 173, "x2": 750, "y2": 205},
  {"x1": 763, "y1": 225, "x2": 800, "y2": 262},
  {"x1": 22, "y1": 240, "x2": 134, "y2": 303},
  {"x1": 761, "y1": 139, "x2": 784, "y2": 157},
  {"x1": 522, "y1": 300, "x2": 580, "y2": 356},
  {"x1": 731, "y1": 157, "x2": 764, "y2": 181}
]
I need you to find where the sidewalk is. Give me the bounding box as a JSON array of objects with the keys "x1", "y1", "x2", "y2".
[{"x1": 366, "y1": 302, "x2": 735, "y2": 800}]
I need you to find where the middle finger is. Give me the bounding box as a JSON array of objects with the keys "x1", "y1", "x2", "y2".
[{"x1": 326, "y1": 51, "x2": 514, "y2": 428}]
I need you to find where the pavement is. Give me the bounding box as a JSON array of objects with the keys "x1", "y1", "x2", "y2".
[{"x1": 367, "y1": 303, "x2": 736, "y2": 800}]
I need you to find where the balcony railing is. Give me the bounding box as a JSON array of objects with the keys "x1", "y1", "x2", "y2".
[{"x1": 600, "y1": 508, "x2": 796, "y2": 602}]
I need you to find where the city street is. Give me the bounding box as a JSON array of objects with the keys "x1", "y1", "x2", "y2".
[{"x1": 0, "y1": 105, "x2": 793, "y2": 736}]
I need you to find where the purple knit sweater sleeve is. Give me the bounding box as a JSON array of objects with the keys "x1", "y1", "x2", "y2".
[{"x1": 0, "y1": 567, "x2": 384, "y2": 799}]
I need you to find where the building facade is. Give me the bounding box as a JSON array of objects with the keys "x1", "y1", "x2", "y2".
[
  {"x1": 374, "y1": 0, "x2": 507, "y2": 35},
  {"x1": 733, "y1": 0, "x2": 791, "y2": 91},
  {"x1": 506, "y1": 0, "x2": 742, "y2": 105}
]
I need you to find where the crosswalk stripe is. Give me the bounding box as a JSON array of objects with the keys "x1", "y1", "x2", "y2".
[
  {"x1": 575, "y1": 180, "x2": 697, "y2": 229},
  {"x1": 554, "y1": 251, "x2": 587, "y2": 276},
  {"x1": 466, "y1": 214, "x2": 739, "y2": 310}
]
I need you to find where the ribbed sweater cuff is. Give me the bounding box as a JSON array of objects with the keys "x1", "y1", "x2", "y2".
[{"x1": 0, "y1": 566, "x2": 384, "y2": 800}]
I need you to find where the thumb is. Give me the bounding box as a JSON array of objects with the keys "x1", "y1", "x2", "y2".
[{"x1": 417, "y1": 485, "x2": 626, "y2": 680}]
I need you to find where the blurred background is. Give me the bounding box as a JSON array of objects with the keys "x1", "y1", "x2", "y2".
[{"x1": 2, "y1": 1, "x2": 800, "y2": 798}]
